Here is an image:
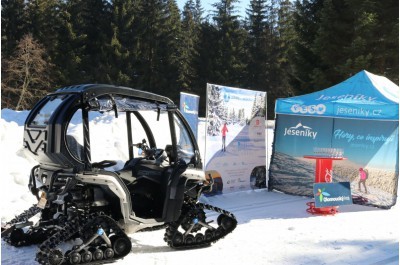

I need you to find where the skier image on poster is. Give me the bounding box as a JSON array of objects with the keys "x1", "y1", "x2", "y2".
[
  {"x1": 221, "y1": 122, "x2": 228, "y2": 152},
  {"x1": 358, "y1": 168, "x2": 368, "y2": 193}
]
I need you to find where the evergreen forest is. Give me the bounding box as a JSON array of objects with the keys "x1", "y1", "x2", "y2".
[{"x1": 1, "y1": 0, "x2": 398, "y2": 118}]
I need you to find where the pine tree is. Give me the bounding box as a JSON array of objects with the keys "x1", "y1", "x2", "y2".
[
  {"x1": 373, "y1": 0, "x2": 398, "y2": 83},
  {"x1": 53, "y1": 1, "x2": 85, "y2": 85},
  {"x1": 134, "y1": 0, "x2": 165, "y2": 91},
  {"x1": 245, "y1": 0, "x2": 269, "y2": 90},
  {"x1": 291, "y1": 0, "x2": 324, "y2": 94},
  {"x1": 335, "y1": 0, "x2": 398, "y2": 83},
  {"x1": 311, "y1": 0, "x2": 355, "y2": 88},
  {"x1": 293, "y1": 0, "x2": 398, "y2": 90},
  {"x1": 195, "y1": 21, "x2": 219, "y2": 89},
  {"x1": 24, "y1": 0, "x2": 63, "y2": 86},
  {"x1": 207, "y1": 85, "x2": 225, "y2": 135},
  {"x1": 179, "y1": 0, "x2": 202, "y2": 91},
  {"x1": 66, "y1": 0, "x2": 113, "y2": 83},
  {"x1": 276, "y1": 0, "x2": 296, "y2": 93},
  {"x1": 251, "y1": 94, "x2": 258, "y2": 118},
  {"x1": 160, "y1": 0, "x2": 183, "y2": 101},
  {"x1": 1, "y1": 0, "x2": 28, "y2": 57},
  {"x1": 108, "y1": 0, "x2": 136, "y2": 85},
  {"x1": 212, "y1": 0, "x2": 247, "y2": 86},
  {"x1": 26, "y1": 0, "x2": 62, "y2": 54},
  {"x1": 229, "y1": 108, "x2": 236, "y2": 123}
]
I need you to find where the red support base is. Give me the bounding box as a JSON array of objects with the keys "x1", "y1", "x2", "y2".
[
  {"x1": 306, "y1": 201, "x2": 338, "y2": 215},
  {"x1": 303, "y1": 155, "x2": 346, "y2": 215}
]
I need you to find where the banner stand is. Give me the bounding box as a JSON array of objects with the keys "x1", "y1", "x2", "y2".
[
  {"x1": 204, "y1": 84, "x2": 267, "y2": 194},
  {"x1": 304, "y1": 148, "x2": 346, "y2": 215}
]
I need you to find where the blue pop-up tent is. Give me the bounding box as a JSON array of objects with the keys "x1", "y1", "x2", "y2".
[
  {"x1": 276, "y1": 70, "x2": 398, "y2": 120},
  {"x1": 269, "y1": 70, "x2": 399, "y2": 208}
]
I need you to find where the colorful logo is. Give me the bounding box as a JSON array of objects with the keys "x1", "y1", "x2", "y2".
[
  {"x1": 223, "y1": 93, "x2": 230, "y2": 102},
  {"x1": 313, "y1": 182, "x2": 353, "y2": 207},
  {"x1": 316, "y1": 188, "x2": 331, "y2": 202},
  {"x1": 291, "y1": 104, "x2": 326, "y2": 115},
  {"x1": 182, "y1": 101, "x2": 198, "y2": 115}
]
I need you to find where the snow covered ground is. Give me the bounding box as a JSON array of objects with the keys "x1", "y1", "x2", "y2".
[{"x1": 1, "y1": 109, "x2": 399, "y2": 265}]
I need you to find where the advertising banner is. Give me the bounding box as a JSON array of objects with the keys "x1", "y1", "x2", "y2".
[
  {"x1": 205, "y1": 84, "x2": 267, "y2": 195},
  {"x1": 269, "y1": 114, "x2": 399, "y2": 208},
  {"x1": 313, "y1": 182, "x2": 353, "y2": 208},
  {"x1": 180, "y1": 92, "x2": 200, "y2": 140}
]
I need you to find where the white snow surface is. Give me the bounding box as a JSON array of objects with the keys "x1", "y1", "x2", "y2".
[{"x1": 1, "y1": 109, "x2": 399, "y2": 265}]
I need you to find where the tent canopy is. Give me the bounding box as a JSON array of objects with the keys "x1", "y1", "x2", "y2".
[{"x1": 275, "y1": 70, "x2": 399, "y2": 120}]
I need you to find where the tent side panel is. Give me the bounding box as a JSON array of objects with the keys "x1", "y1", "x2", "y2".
[
  {"x1": 269, "y1": 114, "x2": 334, "y2": 197},
  {"x1": 269, "y1": 114, "x2": 399, "y2": 208}
]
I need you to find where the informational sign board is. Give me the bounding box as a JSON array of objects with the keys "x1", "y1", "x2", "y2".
[
  {"x1": 313, "y1": 182, "x2": 353, "y2": 208},
  {"x1": 180, "y1": 92, "x2": 200, "y2": 140},
  {"x1": 205, "y1": 84, "x2": 267, "y2": 194}
]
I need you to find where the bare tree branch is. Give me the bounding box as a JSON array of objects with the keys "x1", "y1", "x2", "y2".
[{"x1": 1, "y1": 34, "x2": 53, "y2": 110}]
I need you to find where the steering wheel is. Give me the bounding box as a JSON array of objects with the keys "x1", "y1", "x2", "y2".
[{"x1": 92, "y1": 160, "x2": 117, "y2": 169}]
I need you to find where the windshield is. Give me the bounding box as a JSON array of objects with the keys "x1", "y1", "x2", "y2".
[
  {"x1": 66, "y1": 107, "x2": 196, "y2": 168},
  {"x1": 174, "y1": 114, "x2": 195, "y2": 163},
  {"x1": 88, "y1": 95, "x2": 169, "y2": 112},
  {"x1": 29, "y1": 96, "x2": 65, "y2": 126}
]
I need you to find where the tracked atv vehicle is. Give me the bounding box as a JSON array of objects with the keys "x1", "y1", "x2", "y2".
[{"x1": 2, "y1": 84, "x2": 237, "y2": 265}]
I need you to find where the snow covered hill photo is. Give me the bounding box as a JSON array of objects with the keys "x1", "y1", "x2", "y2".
[{"x1": 1, "y1": 109, "x2": 399, "y2": 265}]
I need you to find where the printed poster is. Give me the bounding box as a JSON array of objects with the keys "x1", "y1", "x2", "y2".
[
  {"x1": 205, "y1": 84, "x2": 267, "y2": 194},
  {"x1": 180, "y1": 92, "x2": 200, "y2": 140}
]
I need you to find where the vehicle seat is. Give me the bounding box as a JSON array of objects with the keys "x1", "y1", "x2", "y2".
[
  {"x1": 159, "y1": 158, "x2": 187, "y2": 222},
  {"x1": 66, "y1": 135, "x2": 83, "y2": 160},
  {"x1": 117, "y1": 157, "x2": 166, "y2": 193},
  {"x1": 127, "y1": 160, "x2": 169, "y2": 219},
  {"x1": 115, "y1": 158, "x2": 144, "y2": 185},
  {"x1": 165, "y1": 145, "x2": 175, "y2": 164}
]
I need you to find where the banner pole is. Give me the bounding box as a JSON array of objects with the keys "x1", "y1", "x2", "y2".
[
  {"x1": 204, "y1": 84, "x2": 210, "y2": 170},
  {"x1": 266, "y1": 92, "x2": 269, "y2": 186}
]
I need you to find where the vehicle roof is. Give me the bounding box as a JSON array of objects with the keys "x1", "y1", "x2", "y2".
[{"x1": 52, "y1": 84, "x2": 174, "y2": 105}]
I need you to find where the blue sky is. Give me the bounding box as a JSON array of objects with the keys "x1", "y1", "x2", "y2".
[{"x1": 176, "y1": 0, "x2": 251, "y2": 18}]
